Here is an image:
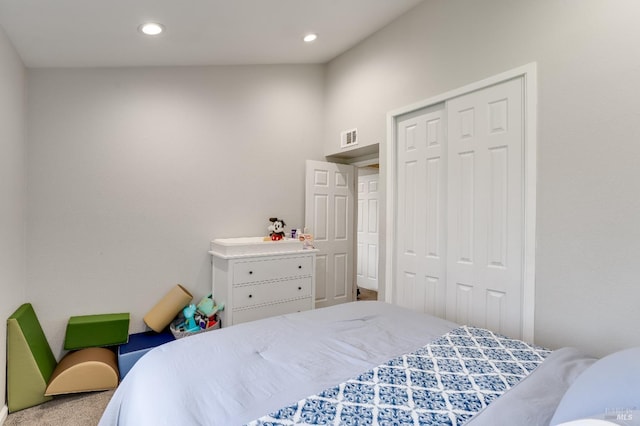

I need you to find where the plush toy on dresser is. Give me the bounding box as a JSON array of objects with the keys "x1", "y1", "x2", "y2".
[{"x1": 268, "y1": 217, "x2": 286, "y2": 240}]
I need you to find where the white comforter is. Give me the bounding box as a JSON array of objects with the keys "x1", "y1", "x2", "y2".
[{"x1": 99, "y1": 301, "x2": 457, "y2": 426}]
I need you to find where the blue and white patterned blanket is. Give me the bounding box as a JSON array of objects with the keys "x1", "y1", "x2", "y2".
[{"x1": 246, "y1": 326, "x2": 550, "y2": 426}]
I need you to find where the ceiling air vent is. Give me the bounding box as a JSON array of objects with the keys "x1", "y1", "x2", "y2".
[{"x1": 340, "y1": 128, "x2": 358, "y2": 148}]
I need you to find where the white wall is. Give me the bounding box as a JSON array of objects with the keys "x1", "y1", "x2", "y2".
[
  {"x1": 0, "y1": 25, "x2": 26, "y2": 415},
  {"x1": 27, "y1": 65, "x2": 325, "y2": 356},
  {"x1": 325, "y1": 0, "x2": 640, "y2": 357}
]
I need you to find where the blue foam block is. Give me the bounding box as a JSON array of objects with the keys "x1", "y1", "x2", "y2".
[{"x1": 117, "y1": 330, "x2": 175, "y2": 380}]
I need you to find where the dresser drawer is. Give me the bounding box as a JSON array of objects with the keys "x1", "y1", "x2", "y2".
[
  {"x1": 232, "y1": 278, "x2": 312, "y2": 309},
  {"x1": 233, "y1": 297, "x2": 312, "y2": 325},
  {"x1": 233, "y1": 255, "x2": 313, "y2": 284}
]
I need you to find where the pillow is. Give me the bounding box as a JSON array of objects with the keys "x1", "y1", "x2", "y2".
[{"x1": 550, "y1": 347, "x2": 640, "y2": 425}]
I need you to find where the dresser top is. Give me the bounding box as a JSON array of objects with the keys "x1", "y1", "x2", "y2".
[{"x1": 209, "y1": 236, "x2": 315, "y2": 259}]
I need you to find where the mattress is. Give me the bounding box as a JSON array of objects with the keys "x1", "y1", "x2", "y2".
[{"x1": 99, "y1": 301, "x2": 594, "y2": 425}]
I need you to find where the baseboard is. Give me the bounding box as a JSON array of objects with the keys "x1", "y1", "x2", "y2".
[{"x1": 0, "y1": 404, "x2": 7, "y2": 425}]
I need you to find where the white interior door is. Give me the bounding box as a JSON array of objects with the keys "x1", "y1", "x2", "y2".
[
  {"x1": 395, "y1": 105, "x2": 447, "y2": 317},
  {"x1": 305, "y1": 160, "x2": 356, "y2": 308},
  {"x1": 357, "y1": 171, "x2": 379, "y2": 291},
  {"x1": 446, "y1": 77, "x2": 524, "y2": 339}
]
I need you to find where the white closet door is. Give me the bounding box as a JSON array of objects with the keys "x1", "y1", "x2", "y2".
[
  {"x1": 305, "y1": 160, "x2": 356, "y2": 308},
  {"x1": 357, "y1": 172, "x2": 379, "y2": 291},
  {"x1": 395, "y1": 106, "x2": 447, "y2": 317},
  {"x1": 446, "y1": 77, "x2": 524, "y2": 339}
]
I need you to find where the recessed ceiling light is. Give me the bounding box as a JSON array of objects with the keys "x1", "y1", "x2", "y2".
[
  {"x1": 303, "y1": 33, "x2": 318, "y2": 43},
  {"x1": 139, "y1": 22, "x2": 164, "y2": 36}
]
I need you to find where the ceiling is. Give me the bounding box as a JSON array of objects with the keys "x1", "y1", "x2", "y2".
[{"x1": 0, "y1": 0, "x2": 424, "y2": 68}]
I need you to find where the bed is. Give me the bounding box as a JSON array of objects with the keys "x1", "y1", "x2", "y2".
[{"x1": 99, "y1": 301, "x2": 639, "y2": 426}]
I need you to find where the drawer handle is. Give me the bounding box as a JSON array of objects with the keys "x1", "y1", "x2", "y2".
[
  {"x1": 248, "y1": 294, "x2": 253, "y2": 298},
  {"x1": 249, "y1": 271, "x2": 253, "y2": 275},
  {"x1": 298, "y1": 286, "x2": 302, "y2": 290},
  {"x1": 298, "y1": 265, "x2": 302, "y2": 269}
]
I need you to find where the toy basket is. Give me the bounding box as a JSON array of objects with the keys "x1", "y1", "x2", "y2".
[{"x1": 169, "y1": 317, "x2": 220, "y2": 339}]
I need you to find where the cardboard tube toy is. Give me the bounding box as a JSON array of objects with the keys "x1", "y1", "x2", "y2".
[{"x1": 143, "y1": 284, "x2": 193, "y2": 332}]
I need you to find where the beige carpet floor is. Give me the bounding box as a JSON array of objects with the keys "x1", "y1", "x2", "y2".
[{"x1": 4, "y1": 389, "x2": 114, "y2": 426}]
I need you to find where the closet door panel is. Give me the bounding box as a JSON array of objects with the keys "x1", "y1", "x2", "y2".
[
  {"x1": 446, "y1": 77, "x2": 524, "y2": 339},
  {"x1": 395, "y1": 106, "x2": 446, "y2": 316}
]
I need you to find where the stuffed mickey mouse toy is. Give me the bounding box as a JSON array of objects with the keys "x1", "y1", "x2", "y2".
[{"x1": 268, "y1": 217, "x2": 286, "y2": 241}]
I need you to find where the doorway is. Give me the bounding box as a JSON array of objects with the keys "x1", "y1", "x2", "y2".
[{"x1": 305, "y1": 159, "x2": 383, "y2": 306}]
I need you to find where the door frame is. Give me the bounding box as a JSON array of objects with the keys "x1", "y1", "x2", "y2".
[
  {"x1": 323, "y1": 156, "x2": 382, "y2": 301},
  {"x1": 384, "y1": 63, "x2": 538, "y2": 342}
]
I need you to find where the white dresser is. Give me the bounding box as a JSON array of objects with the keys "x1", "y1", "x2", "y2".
[{"x1": 209, "y1": 237, "x2": 316, "y2": 326}]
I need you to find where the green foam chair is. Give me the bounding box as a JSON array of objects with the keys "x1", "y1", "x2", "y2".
[
  {"x1": 6, "y1": 303, "x2": 57, "y2": 412},
  {"x1": 7, "y1": 304, "x2": 127, "y2": 413}
]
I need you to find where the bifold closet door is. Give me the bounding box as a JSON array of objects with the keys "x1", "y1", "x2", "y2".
[
  {"x1": 394, "y1": 77, "x2": 526, "y2": 340},
  {"x1": 395, "y1": 106, "x2": 447, "y2": 317},
  {"x1": 446, "y1": 77, "x2": 524, "y2": 339}
]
